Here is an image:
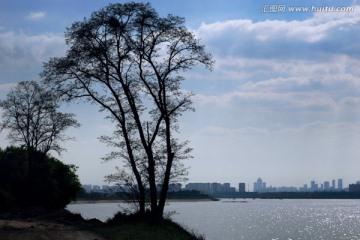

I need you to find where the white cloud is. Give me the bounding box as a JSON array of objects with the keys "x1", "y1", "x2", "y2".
[
  {"x1": 194, "y1": 7, "x2": 360, "y2": 64},
  {"x1": 0, "y1": 30, "x2": 66, "y2": 69},
  {"x1": 26, "y1": 12, "x2": 46, "y2": 21},
  {"x1": 197, "y1": 7, "x2": 360, "y2": 43}
]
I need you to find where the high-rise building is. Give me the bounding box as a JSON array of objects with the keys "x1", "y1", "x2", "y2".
[
  {"x1": 332, "y1": 180, "x2": 336, "y2": 190},
  {"x1": 349, "y1": 181, "x2": 360, "y2": 192},
  {"x1": 222, "y1": 183, "x2": 233, "y2": 192},
  {"x1": 310, "y1": 180, "x2": 318, "y2": 192},
  {"x1": 254, "y1": 178, "x2": 266, "y2": 192},
  {"x1": 324, "y1": 181, "x2": 330, "y2": 191},
  {"x1": 239, "y1": 183, "x2": 246, "y2": 192},
  {"x1": 338, "y1": 179, "x2": 343, "y2": 190},
  {"x1": 211, "y1": 182, "x2": 222, "y2": 193}
]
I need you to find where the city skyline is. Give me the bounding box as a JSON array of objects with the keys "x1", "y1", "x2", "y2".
[
  {"x1": 82, "y1": 177, "x2": 360, "y2": 194},
  {"x1": 184, "y1": 177, "x2": 350, "y2": 193},
  {"x1": 1, "y1": 0, "x2": 360, "y2": 188}
]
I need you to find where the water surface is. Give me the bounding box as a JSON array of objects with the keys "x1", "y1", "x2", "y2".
[{"x1": 67, "y1": 199, "x2": 360, "y2": 240}]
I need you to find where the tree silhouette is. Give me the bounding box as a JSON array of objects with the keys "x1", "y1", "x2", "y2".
[
  {"x1": 0, "y1": 81, "x2": 80, "y2": 170},
  {"x1": 42, "y1": 2, "x2": 213, "y2": 218},
  {"x1": 0, "y1": 146, "x2": 81, "y2": 213}
]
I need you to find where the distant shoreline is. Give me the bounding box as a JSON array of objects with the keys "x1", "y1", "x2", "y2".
[{"x1": 71, "y1": 198, "x2": 215, "y2": 205}]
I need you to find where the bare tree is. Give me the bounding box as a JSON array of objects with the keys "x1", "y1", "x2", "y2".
[
  {"x1": 41, "y1": 2, "x2": 213, "y2": 218},
  {"x1": 0, "y1": 81, "x2": 80, "y2": 169}
]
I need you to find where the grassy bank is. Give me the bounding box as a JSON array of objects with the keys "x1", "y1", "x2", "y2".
[
  {"x1": 94, "y1": 211, "x2": 204, "y2": 240},
  {"x1": 96, "y1": 217, "x2": 204, "y2": 240}
]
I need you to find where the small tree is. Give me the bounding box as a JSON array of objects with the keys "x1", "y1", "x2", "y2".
[
  {"x1": 0, "y1": 81, "x2": 80, "y2": 169},
  {"x1": 42, "y1": 2, "x2": 213, "y2": 218},
  {"x1": 0, "y1": 81, "x2": 80, "y2": 174}
]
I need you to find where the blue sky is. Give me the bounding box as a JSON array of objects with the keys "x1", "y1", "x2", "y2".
[{"x1": 1, "y1": 0, "x2": 360, "y2": 190}]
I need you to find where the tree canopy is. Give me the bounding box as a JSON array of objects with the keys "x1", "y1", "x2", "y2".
[
  {"x1": 0, "y1": 81, "x2": 80, "y2": 155},
  {"x1": 42, "y1": 2, "x2": 213, "y2": 218}
]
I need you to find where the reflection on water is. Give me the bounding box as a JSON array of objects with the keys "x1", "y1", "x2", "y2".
[{"x1": 67, "y1": 199, "x2": 360, "y2": 240}]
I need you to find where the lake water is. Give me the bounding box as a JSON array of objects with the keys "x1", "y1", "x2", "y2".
[{"x1": 67, "y1": 199, "x2": 360, "y2": 240}]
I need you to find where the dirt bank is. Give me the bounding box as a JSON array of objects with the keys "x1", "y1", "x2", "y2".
[{"x1": 0, "y1": 219, "x2": 106, "y2": 240}]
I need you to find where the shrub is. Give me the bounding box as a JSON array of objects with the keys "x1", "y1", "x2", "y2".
[{"x1": 0, "y1": 146, "x2": 81, "y2": 214}]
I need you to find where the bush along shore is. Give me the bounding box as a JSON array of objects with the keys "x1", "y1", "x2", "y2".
[{"x1": 0, "y1": 209, "x2": 205, "y2": 240}]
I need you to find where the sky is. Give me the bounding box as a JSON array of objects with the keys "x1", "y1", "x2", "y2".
[{"x1": 1, "y1": 0, "x2": 360, "y2": 190}]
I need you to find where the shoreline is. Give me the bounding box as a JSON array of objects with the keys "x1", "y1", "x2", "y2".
[
  {"x1": 71, "y1": 198, "x2": 215, "y2": 205},
  {"x1": 0, "y1": 209, "x2": 204, "y2": 240}
]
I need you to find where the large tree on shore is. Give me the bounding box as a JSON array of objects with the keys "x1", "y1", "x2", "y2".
[{"x1": 41, "y1": 2, "x2": 213, "y2": 218}]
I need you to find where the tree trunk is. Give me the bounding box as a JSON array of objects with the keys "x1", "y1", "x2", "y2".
[
  {"x1": 147, "y1": 152, "x2": 158, "y2": 215},
  {"x1": 138, "y1": 184, "x2": 146, "y2": 214},
  {"x1": 157, "y1": 117, "x2": 174, "y2": 217}
]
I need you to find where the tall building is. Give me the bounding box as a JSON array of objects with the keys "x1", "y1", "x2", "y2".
[
  {"x1": 324, "y1": 181, "x2": 330, "y2": 191},
  {"x1": 310, "y1": 180, "x2": 318, "y2": 192},
  {"x1": 338, "y1": 179, "x2": 343, "y2": 190},
  {"x1": 349, "y1": 181, "x2": 360, "y2": 192},
  {"x1": 211, "y1": 182, "x2": 222, "y2": 193},
  {"x1": 332, "y1": 180, "x2": 336, "y2": 190},
  {"x1": 239, "y1": 183, "x2": 246, "y2": 192},
  {"x1": 223, "y1": 183, "x2": 231, "y2": 190},
  {"x1": 254, "y1": 178, "x2": 265, "y2": 192}
]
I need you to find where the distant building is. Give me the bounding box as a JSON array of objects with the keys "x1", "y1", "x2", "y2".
[
  {"x1": 82, "y1": 184, "x2": 92, "y2": 193},
  {"x1": 254, "y1": 178, "x2": 266, "y2": 192},
  {"x1": 239, "y1": 183, "x2": 246, "y2": 192},
  {"x1": 349, "y1": 181, "x2": 360, "y2": 192},
  {"x1": 332, "y1": 180, "x2": 336, "y2": 190},
  {"x1": 211, "y1": 182, "x2": 222, "y2": 193},
  {"x1": 338, "y1": 179, "x2": 343, "y2": 190},
  {"x1": 223, "y1": 183, "x2": 230, "y2": 188},
  {"x1": 310, "y1": 181, "x2": 318, "y2": 192},
  {"x1": 299, "y1": 184, "x2": 308, "y2": 192},
  {"x1": 222, "y1": 183, "x2": 230, "y2": 192},
  {"x1": 324, "y1": 181, "x2": 330, "y2": 191},
  {"x1": 185, "y1": 183, "x2": 211, "y2": 193},
  {"x1": 92, "y1": 185, "x2": 101, "y2": 192},
  {"x1": 221, "y1": 183, "x2": 235, "y2": 192}
]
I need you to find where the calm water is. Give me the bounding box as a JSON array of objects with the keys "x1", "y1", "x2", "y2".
[{"x1": 67, "y1": 199, "x2": 360, "y2": 240}]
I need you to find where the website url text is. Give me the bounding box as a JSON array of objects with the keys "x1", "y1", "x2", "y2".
[{"x1": 262, "y1": 5, "x2": 355, "y2": 13}]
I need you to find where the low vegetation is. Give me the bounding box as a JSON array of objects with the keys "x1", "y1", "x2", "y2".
[
  {"x1": 0, "y1": 146, "x2": 81, "y2": 214},
  {"x1": 96, "y1": 211, "x2": 205, "y2": 240}
]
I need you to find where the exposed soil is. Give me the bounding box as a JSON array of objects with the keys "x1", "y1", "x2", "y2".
[{"x1": 0, "y1": 219, "x2": 107, "y2": 240}]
